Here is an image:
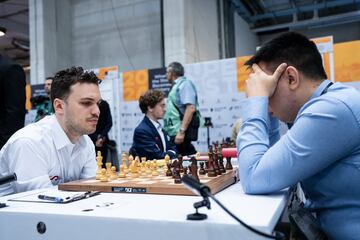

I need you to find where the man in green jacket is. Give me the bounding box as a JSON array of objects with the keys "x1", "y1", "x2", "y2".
[{"x1": 164, "y1": 62, "x2": 199, "y2": 156}]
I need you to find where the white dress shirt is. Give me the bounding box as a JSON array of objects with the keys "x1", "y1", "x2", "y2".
[
  {"x1": 0, "y1": 115, "x2": 96, "y2": 196},
  {"x1": 148, "y1": 118, "x2": 167, "y2": 151}
]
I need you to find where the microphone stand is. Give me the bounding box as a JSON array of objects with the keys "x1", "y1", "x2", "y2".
[
  {"x1": 182, "y1": 175, "x2": 285, "y2": 239},
  {"x1": 187, "y1": 196, "x2": 211, "y2": 220}
]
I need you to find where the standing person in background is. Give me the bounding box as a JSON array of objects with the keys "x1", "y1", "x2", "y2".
[
  {"x1": 0, "y1": 54, "x2": 26, "y2": 150},
  {"x1": 34, "y1": 77, "x2": 53, "y2": 122},
  {"x1": 89, "y1": 99, "x2": 113, "y2": 166},
  {"x1": 129, "y1": 89, "x2": 177, "y2": 160},
  {"x1": 164, "y1": 62, "x2": 200, "y2": 156}
]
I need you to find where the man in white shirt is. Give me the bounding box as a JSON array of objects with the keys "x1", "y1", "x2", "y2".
[
  {"x1": 129, "y1": 90, "x2": 177, "y2": 160},
  {"x1": 0, "y1": 67, "x2": 101, "y2": 196}
]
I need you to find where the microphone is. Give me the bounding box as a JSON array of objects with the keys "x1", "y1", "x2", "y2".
[
  {"x1": 0, "y1": 173, "x2": 17, "y2": 186},
  {"x1": 182, "y1": 175, "x2": 210, "y2": 197}
]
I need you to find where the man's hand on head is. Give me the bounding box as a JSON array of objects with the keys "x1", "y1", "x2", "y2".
[{"x1": 245, "y1": 63, "x2": 287, "y2": 98}]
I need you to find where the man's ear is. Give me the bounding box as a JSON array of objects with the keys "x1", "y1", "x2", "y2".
[
  {"x1": 53, "y1": 98, "x2": 64, "y2": 115},
  {"x1": 286, "y1": 66, "x2": 300, "y2": 90}
]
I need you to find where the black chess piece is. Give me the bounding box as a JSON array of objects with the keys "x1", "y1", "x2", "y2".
[
  {"x1": 199, "y1": 162, "x2": 206, "y2": 175},
  {"x1": 166, "y1": 163, "x2": 173, "y2": 177},
  {"x1": 174, "y1": 168, "x2": 182, "y2": 184},
  {"x1": 178, "y1": 154, "x2": 184, "y2": 173},
  {"x1": 225, "y1": 157, "x2": 233, "y2": 170},
  {"x1": 190, "y1": 157, "x2": 200, "y2": 182},
  {"x1": 207, "y1": 149, "x2": 217, "y2": 177}
]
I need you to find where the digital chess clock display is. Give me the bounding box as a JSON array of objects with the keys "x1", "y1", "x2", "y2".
[{"x1": 112, "y1": 187, "x2": 147, "y2": 193}]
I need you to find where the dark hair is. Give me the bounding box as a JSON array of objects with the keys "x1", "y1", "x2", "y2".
[
  {"x1": 51, "y1": 67, "x2": 99, "y2": 104},
  {"x1": 45, "y1": 76, "x2": 53, "y2": 81},
  {"x1": 167, "y1": 62, "x2": 184, "y2": 77},
  {"x1": 139, "y1": 90, "x2": 165, "y2": 114},
  {"x1": 245, "y1": 32, "x2": 327, "y2": 81}
]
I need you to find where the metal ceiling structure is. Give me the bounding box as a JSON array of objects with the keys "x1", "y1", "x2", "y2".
[{"x1": 231, "y1": 0, "x2": 360, "y2": 34}]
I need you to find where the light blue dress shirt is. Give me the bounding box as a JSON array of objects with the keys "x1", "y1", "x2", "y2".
[
  {"x1": 174, "y1": 76, "x2": 197, "y2": 114},
  {"x1": 237, "y1": 80, "x2": 360, "y2": 239}
]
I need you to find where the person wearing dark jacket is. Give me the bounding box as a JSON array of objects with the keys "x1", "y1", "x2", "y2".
[
  {"x1": 0, "y1": 55, "x2": 26, "y2": 149},
  {"x1": 89, "y1": 99, "x2": 113, "y2": 166},
  {"x1": 129, "y1": 90, "x2": 177, "y2": 160}
]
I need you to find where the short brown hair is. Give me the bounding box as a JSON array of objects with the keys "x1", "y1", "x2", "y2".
[
  {"x1": 51, "y1": 67, "x2": 99, "y2": 104},
  {"x1": 139, "y1": 90, "x2": 165, "y2": 114}
]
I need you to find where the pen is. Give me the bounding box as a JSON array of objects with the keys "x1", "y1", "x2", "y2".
[{"x1": 38, "y1": 194, "x2": 64, "y2": 203}]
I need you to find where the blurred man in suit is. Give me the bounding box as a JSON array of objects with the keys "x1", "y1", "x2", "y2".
[
  {"x1": 130, "y1": 90, "x2": 177, "y2": 160},
  {"x1": 0, "y1": 55, "x2": 26, "y2": 149}
]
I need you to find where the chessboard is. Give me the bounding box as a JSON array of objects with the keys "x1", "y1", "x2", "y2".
[{"x1": 58, "y1": 168, "x2": 239, "y2": 196}]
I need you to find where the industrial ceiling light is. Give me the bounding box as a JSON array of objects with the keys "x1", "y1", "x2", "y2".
[{"x1": 0, "y1": 27, "x2": 7, "y2": 37}]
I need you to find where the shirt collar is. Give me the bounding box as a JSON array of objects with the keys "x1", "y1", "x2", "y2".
[
  {"x1": 173, "y1": 76, "x2": 185, "y2": 85},
  {"x1": 50, "y1": 115, "x2": 86, "y2": 150},
  {"x1": 309, "y1": 80, "x2": 332, "y2": 100},
  {"x1": 147, "y1": 116, "x2": 162, "y2": 130}
]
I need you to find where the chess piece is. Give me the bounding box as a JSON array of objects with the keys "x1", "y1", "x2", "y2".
[
  {"x1": 174, "y1": 168, "x2": 182, "y2": 184},
  {"x1": 207, "y1": 147, "x2": 217, "y2": 177},
  {"x1": 172, "y1": 159, "x2": 179, "y2": 178},
  {"x1": 130, "y1": 158, "x2": 139, "y2": 178},
  {"x1": 152, "y1": 160, "x2": 159, "y2": 176},
  {"x1": 218, "y1": 150, "x2": 226, "y2": 174},
  {"x1": 105, "y1": 162, "x2": 112, "y2": 176},
  {"x1": 166, "y1": 163, "x2": 173, "y2": 177},
  {"x1": 189, "y1": 157, "x2": 200, "y2": 182},
  {"x1": 178, "y1": 154, "x2": 184, "y2": 173},
  {"x1": 110, "y1": 166, "x2": 118, "y2": 180},
  {"x1": 118, "y1": 165, "x2": 126, "y2": 178},
  {"x1": 199, "y1": 162, "x2": 206, "y2": 175},
  {"x1": 100, "y1": 168, "x2": 108, "y2": 182},
  {"x1": 183, "y1": 166, "x2": 188, "y2": 176},
  {"x1": 96, "y1": 151, "x2": 103, "y2": 180},
  {"x1": 213, "y1": 147, "x2": 221, "y2": 175},
  {"x1": 141, "y1": 157, "x2": 146, "y2": 163},
  {"x1": 145, "y1": 161, "x2": 152, "y2": 176},
  {"x1": 225, "y1": 157, "x2": 233, "y2": 170}
]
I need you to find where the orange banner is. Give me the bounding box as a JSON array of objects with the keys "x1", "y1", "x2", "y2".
[
  {"x1": 334, "y1": 40, "x2": 360, "y2": 82},
  {"x1": 236, "y1": 56, "x2": 252, "y2": 92},
  {"x1": 123, "y1": 69, "x2": 149, "y2": 101},
  {"x1": 97, "y1": 66, "x2": 118, "y2": 80}
]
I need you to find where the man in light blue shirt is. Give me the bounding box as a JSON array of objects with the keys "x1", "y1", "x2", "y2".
[{"x1": 237, "y1": 32, "x2": 360, "y2": 239}]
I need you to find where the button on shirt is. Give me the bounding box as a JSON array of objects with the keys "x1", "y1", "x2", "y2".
[
  {"x1": 0, "y1": 115, "x2": 96, "y2": 196},
  {"x1": 149, "y1": 118, "x2": 167, "y2": 151},
  {"x1": 237, "y1": 80, "x2": 360, "y2": 239}
]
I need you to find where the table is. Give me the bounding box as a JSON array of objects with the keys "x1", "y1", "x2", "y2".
[{"x1": 0, "y1": 183, "x2": 288, "y2": 240}]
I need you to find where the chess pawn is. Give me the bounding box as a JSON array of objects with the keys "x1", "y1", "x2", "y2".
[
  {"x1": 127, "y1": 155, "x2": 134, "y2": 174},
  {"x1": 130, "y1": 159, "x2": 139, "y2": 178},
  {"x1": 164, "y1": 154, "x2": 170, "y2": 166},
  {"x1": 100, "y1": 168, "x2": 108, "y2": 182},
  {"x1": 140, "y1": 161, "x2": 147, "y2": 177},
  {"x1": 141, "y1": 157, "x2": 146, "y2": 163},
  {"x1": 199, "y1": 162, "x2": 206, "y2": 175},
  {"x1": 225, "y1": 157, "x2": 233, "y2": 170},
  {"x1": 118, "y1": 165, "x2": 126, "y2": 178},
  {"x1": 110, "y1": 166, "x2": 118, "y2": 180},
  {"x1": 145, "y1": 161, "x2": 152, "y2": 176},
  {"x1": 151, "y1": 160, "x2": 159, "y2": 176},
  {"x1": 173, "y1": 168, "x2": 182, "y2": 184},
  {"x1": 166, "y1": 163, "x2": 173, "y2": 177},
  {"x1": 105, "y1": 162, "x2": 112, "y2": 176}
]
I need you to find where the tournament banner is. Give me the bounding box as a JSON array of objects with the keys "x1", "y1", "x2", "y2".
[{"x1": 148, "y1": 67, "x2": 171, "y2": 95}]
